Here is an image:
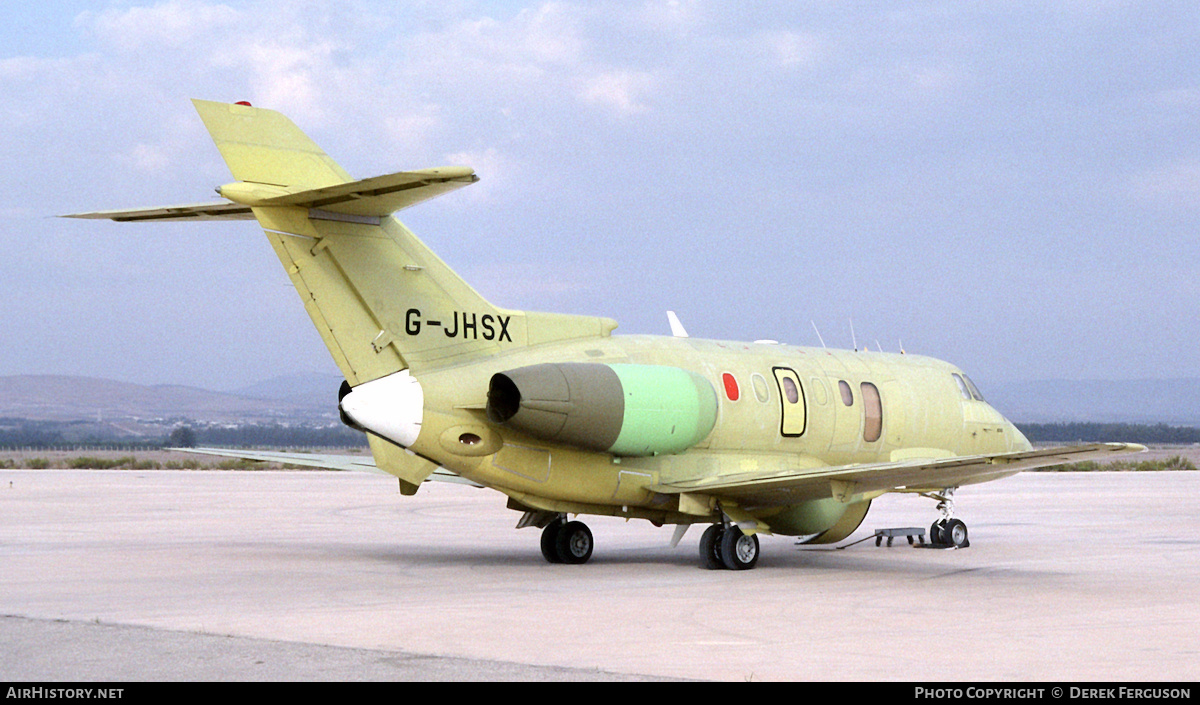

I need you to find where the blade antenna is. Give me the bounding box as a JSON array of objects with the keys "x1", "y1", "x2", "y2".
[
  {"x1": 666, "y1": 311, "x2": 689, "y2": 338},
  {"x1": 810, "y1": 321, "x2": 826, "y2": 349},
  {"x1": 849, "y1": 318, "x2": 858, "y2": 352}
]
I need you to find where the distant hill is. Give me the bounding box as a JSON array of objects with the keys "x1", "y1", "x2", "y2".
[
  {"x1": 3, "y1": 373, "x2": 1198, "y2": 429},
  {"x1": 0, "y1": 375, "x2": 333, "y2": 423},
  {"x1": 226, "y1": 372, "x2": 346, "y2": 408}
]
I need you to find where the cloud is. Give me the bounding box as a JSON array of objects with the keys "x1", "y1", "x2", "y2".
[
  {"x1": 119, "y1": 143, "x2": 173, "y2": 174},
  {"x1": 577, "y1": 70, "x2": 657, "y2": 116},
  {"x1": 756, "y1": 30, "x2": 822, "y2": 70},
  {"x1": 77, "y1": 0, "x2": 240, "y2": 52},
  {"x1": 440, "y1": 147, "x2": 513, "y2": 203},
  {"x1": 383, "y1": 104, "x2": 444, "y2": 153},
  {"x1": 403, "y1": 3, "x2": 585, "y2": 85}
]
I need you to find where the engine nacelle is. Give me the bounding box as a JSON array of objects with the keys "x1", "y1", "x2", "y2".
[
  {"x1": 486, "y1": 363, "x2": 718, "y2": 457},
  {"x1": 764, "y1": 498, "x2": 872, "y2": 541}
]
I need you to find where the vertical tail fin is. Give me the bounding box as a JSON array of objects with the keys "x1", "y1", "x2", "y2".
[
  {"x1": 66, "y1": 101, "x2": 618, "y2": 385},
  {"x1": 187, "y1": 101, "x2": 616, "y2": 384},
  {"x1": 191, "y1": 100, "x2": 352, "y2": 188}
]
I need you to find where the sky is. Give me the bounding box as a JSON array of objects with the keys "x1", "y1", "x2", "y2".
[{"x1": 1, "y1": 1, "x2": 1198, "y2": 393}]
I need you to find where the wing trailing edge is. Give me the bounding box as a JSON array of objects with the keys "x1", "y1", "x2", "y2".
[{"x1": 654, "y1": 442, "x2": 1147, "y2": 507}]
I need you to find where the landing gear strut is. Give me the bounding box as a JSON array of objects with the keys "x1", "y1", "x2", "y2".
[
  {"x1": 924, "y1": 488, "x2": 970, "y2": 548},
  {"x1": 540, "y1": 517, "x2": 594, "y2": 564}
]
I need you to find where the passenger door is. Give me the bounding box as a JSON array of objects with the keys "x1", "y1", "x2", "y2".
[{"x1": 772, "y1": 367, "x2": 806, "y2": 437}]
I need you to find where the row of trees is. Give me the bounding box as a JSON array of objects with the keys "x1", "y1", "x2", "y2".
[
  {"x1": 1, "y1": 419, "x2": 367, "y2": 450},
  {"x1": 170, "y1": 424, "x2": 367, "y2": 448},
  {"x1": 6, "y1": 418, "x2": 1199, "y2": 450},
  {"x1": 1015, "y1": 422, "x2": 1200, "y2": 444}
]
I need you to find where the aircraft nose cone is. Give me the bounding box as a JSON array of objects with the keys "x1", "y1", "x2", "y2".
[{"x1": 339, "y1": 370, "x2": 424, "y2": 447}]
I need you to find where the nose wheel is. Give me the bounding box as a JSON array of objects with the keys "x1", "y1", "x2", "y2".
[{"x1": 924, "y1": 489, "x2": 970, "y2": 548}]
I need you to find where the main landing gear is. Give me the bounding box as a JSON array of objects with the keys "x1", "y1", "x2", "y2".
[
  {"x1": 699, "y1": 523, "x2": 760, "y2": 570},
  {"x1": 925, "y1": 488, "x2": 970, "y2": 548},
  {"x1": 540, "y1": 517, "x2": 594, "y2": 564}
]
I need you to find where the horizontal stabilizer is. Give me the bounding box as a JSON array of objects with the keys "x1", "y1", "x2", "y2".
[
  {"x1": 62, "y1": 201, "x2": 254, "y2": 222},
  {"x1": 62, "y1": 167, "x2": 478, "y2": 223},
  {"x1": 242, "y1": 167, "x2": 478, "y2": 217}
]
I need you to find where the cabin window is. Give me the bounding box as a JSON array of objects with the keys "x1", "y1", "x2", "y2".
[
  {"x1": 838, "y1": 380, "x2": 854, "y2": 406},
  {"x1": 782, "y1": 377, "x2": 799, "y2": 404},
  {"x1": 962, "y1": 374, "x2": 985, "y2": 402},
  {"x1": 752, "y1": 373, "x2": 770, "y2": 402},
  {"x1": 722, "y1": 372, "x2": 740, "y2": 402},
  {"x1": 952, "y1": 373, "x2": 971, "y2": 400},
  {"x1": 861, "y1": 382, "x2": 882, "y2": 442},
  {"x1": 810, "y1": 377, "x2": 829, "y2": 405}
]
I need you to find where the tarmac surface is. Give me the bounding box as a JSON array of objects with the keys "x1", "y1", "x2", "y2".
[{"x1": 2, "y1": 469, "x2": 1199, "y2": 681}]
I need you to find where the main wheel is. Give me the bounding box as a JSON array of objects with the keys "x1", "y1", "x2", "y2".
[
  {"x1": 719, "y1": 526, "x2": 760, "y2": 570},
  {"x1": 554, "y1": 521, "x2": 594, "y2": 564},
  {"x1": 943, "y1": 518, "x2": 969, "y2": 548},
  {"x1": 699, "y1": 524, "x2": 725, "y2": 570},
  {"x1": 540, "y1": 520, "x2": 564, "y2": 563}
]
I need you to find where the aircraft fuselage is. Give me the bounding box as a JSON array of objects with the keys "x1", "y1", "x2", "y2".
[{"x1": 388, "y1": 333, "x2": 1029, "y2": 531}]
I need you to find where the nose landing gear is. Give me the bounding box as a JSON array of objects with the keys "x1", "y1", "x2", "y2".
[{"x1": 924, "y1": 488, "x2": 970, "y2": 548}]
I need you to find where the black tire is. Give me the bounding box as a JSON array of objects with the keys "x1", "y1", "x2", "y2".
[
  {"x1": 720, "y1": 526, "x2": 760, "y2": 570},
  {"x1": 930, "y1": 520, "x2": 946, "y2": 546},
  {"x1": 540, "y1": 521, "x2": 563, "y2": 563},
  {"x1": 555, "y1": 521, "x2": 594, "y2": 564},
  {"x1": 943, "y1": 518, "x2": 969, "y2": 548},
  {"x1": 699, "y1": 524, "x2": 725, "y2": 570}
]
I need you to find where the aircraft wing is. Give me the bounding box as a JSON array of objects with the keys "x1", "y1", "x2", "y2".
[
  {"x1": 654, "y1": 442, "x2": 1145, "y2": 507},
  {"x1": 174, "y1": 447, "x2": 482, "y2": 487}
]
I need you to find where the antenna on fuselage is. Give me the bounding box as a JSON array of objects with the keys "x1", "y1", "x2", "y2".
[
  {"x1": 849, "y1": 318, "x2": 858, "y2": 352},
  {"x1": 899, "y1": 340, "x2": 906, "y2": 354},
  {"x1": 666, "y1": 311, "x2": 689, "y2": 338},
  {"x1": 810, "y1": 321, "x2": 826, "y2": 348}
]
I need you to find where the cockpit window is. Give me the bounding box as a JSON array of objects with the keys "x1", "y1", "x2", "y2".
[
  {"x1": 952, "y1": 373, "x2": 971, "y2": 400},
  {"x1": 962, "y1": 374, "x2": 985, "y2": 402}
]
